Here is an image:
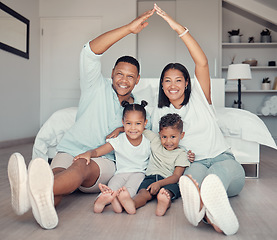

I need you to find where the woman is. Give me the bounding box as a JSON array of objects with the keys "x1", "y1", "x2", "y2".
[{"x1": 151, "y1": 4, "x2": 245, "y2": 236}]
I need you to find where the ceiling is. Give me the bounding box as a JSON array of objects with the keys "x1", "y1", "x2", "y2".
[{"x1": 254, "y1": 0, "x2": 277, "y2": 10}]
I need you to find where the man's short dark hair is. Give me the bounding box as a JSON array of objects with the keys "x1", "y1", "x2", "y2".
[{"x1": 114, "y1": 56, "x2": 140, "y2": 75}]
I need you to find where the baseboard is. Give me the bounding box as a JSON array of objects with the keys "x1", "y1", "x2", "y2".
[{"x1": 0, "y1": 137, "x2": 35, "y2": 149}]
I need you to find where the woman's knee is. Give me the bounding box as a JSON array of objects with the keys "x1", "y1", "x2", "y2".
[{"x1": 184, "y1": 163, "x2": 208, "y2": 186}]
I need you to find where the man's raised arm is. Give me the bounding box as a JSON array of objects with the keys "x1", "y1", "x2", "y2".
[{"x1": 89, "y1": 9, "x2": 155, "y2": 55}]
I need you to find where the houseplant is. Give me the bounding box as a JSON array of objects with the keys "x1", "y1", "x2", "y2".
[
  {"x1": 260, "y1": 28, "x2": 272, "y2": 43},
  {"x1": 261, "y1": 77, "x2": 271, "y2": 90},
  {"x1": 228, "y1": 29, "x2": 242, "y2": 43}
]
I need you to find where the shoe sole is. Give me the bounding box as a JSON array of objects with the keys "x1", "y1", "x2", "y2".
[
  {"x1": 28, "y1": 158, "x2": 58, "y2": 229},
  {"x1": 179, "y1": 175, "x2": 205, "y2": 226},
  {"x1": 7, "y1": 153, "x2": 30, "y2": 215},
  {"x1": 200, "y1": 174, "x2": 239, "y2": 236}
]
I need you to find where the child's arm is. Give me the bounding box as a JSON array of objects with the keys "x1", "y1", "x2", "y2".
[
  {"x1": 73, "y1": 142, "x2": 114, "y2": 165},
  {"x1": 106, "y1": 127, "x2": 124, "y2": 140},
  {"x1": 147, "y1": 166, "x2": 185, "y2": 195}
]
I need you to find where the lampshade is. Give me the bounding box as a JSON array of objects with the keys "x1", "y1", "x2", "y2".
[{"x1": 227, "y1": 64, "x2": 252, "y2": 80}]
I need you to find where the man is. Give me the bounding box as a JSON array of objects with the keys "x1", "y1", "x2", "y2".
[{"x1": 8, "y1": 8, "x2": 155, "y2": 229}]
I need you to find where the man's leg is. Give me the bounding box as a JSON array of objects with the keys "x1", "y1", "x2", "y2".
[{"x1": 50, "y1": 153, "x2": 104, "y2": 205}]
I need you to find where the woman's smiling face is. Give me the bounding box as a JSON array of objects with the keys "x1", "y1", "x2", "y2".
[{"x1": 162, "y1": 69, "x2": 187, "y2": 108}]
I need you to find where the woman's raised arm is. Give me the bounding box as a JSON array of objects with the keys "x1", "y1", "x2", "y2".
[{"x1": 154, "y1": 4, "x2": 211, "y2": 103}]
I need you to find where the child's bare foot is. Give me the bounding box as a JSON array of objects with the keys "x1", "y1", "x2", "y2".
[
  {"x1": 94, "y1": 183, "x2": 115, "y2": 213},
  {"x1": 99, "y1": 183, "x2": 111, "y2": 193},
  {"x1": 156, "y1": 188, "x2": 171, "y2": 216},
  {"x1": 117, "y1": 186, "x2": 136, "y2": 214},
  {"x1": 111, "y1": 191, "x2": 123, "y2": 213}
]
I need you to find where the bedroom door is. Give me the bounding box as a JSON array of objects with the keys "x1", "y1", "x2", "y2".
[{"x1": 40, "y1": 17, "x2": 102, "y2": 125}]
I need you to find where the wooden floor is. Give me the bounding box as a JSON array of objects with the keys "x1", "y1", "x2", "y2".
[{"x1": 0, "y1": 143, "x2": 277, "y2": 240}]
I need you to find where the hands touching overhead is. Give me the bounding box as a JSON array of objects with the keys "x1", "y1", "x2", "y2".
[{"x1": 133, "y1": 3, "x2": 187, "y2": 35}]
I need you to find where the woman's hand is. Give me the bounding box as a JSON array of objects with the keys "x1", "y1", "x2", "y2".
[
  {"x1": 187, "y1": 150, "x2": 195, "y2": 163},
  {"x1": 73, "y1": 151, "x2": 92, "y2": 165},
  {"x1": 154, "y1": 3, "x2": 184, "y2": 34}
]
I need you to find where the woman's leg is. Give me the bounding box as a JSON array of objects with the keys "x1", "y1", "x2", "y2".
[
  {"x1": 184, "y1": 161, "x2": 209, "y2": 186},
  {"x1": 207, "y1": 153, "x2": 245, "y2": 197}
]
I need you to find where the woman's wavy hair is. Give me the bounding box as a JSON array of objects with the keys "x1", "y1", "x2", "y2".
[{"x1": 158, "y1": 63, "x2": 191, "y2": 108}]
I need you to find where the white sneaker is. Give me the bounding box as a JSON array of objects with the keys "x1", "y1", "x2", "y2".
[
  {"x1": 179, "y1": 175, "x2": 206, "y2": 226},
  {"x1": 28, "y1": 158, "x2": 58, "y2": 229},
  {"x1": 7, "y1": 153, "x2": 31, "y2": 215},
  {"x1": 200, "y1": 174, "x2": 239, "y2": 236}
]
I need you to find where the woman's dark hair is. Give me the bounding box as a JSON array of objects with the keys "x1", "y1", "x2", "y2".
[
  {"x1": 121, "y1": 100, "x2": 148, "y2": 121},
  {"x1": 114, "y1": 56, "x2": 140, "y2": 75},
  {"x1": 159, "y1": 113, "x2": 183, "y2": 132},
  {"x1": 158, "y1": 63, "x2": 191, "y2": 108}
]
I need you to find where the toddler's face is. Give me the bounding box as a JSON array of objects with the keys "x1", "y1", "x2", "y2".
[{"x1": 159, "y1": 126, "x2": 184, "y2": 151}]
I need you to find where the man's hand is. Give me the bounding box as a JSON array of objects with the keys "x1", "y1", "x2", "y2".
[{"x1": 128, "y1": 8, "x2": 155, "y2": 34}]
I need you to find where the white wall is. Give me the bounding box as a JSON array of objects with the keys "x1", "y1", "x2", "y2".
[
  {"x1": 39, "y1": 0, "x2": 137, "y2": 125},
  {"x1": 0, "y1": 0, "x2": 40, "y2": 142},
  {"x1": 0, "y1": 0, "x2": 137, "y2": 143},
  {"x1": 138, "y1": 0, "x2": 221, "y2": 78},
  {"x1": 39, "y1": 0, "x2": 137, "y2": 78}
]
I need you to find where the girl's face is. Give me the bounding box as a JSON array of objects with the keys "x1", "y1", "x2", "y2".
[
  {"x1": 162, "y1": 69, "x2": 187, "y2": 108},
  {"x1": 123, "y1": 110, "x2": 147, "y2": 145},
  {"x1": 159, "y1": 126, "x2": 184, "y2": 151}
]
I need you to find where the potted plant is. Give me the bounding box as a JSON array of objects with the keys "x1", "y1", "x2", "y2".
[
  {"x1": 260, "y1": 28, "x2": 271, "y2": 43},
  {"x1": 261, "y1": 77, "x2": 271, "y2": 90},
  {"x1": 228, "y1": 29, "x2": 243, "y2": 43}
]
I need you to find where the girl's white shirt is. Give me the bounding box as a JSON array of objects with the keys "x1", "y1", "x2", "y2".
[{"x1": 107, "y1": 133, "x2": 151, "y2": 174}]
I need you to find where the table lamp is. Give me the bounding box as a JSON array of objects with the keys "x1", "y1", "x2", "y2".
[{"x1": 227, "y1": 64, "x2": 252, "y2": 109}]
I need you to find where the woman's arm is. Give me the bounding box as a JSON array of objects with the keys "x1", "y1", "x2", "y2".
[
  {"x1": 154, "y1": 4, "x2": 211, "y2": 104},
  {"x1": 73, "y1": 142, "x2": 114, "y2": 165},
  {"x1": 147, "y1": 166, "x2": 185, "y2": 195},
  {"x1": 90, "y1": 9, "x2": 155, "y2": 54}
]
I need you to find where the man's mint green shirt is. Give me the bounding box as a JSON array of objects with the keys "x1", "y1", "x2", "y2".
[{"x1": 57, "y1": 42, "x2": 124, "y2": 160}]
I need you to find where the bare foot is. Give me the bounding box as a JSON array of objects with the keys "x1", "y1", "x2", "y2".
[
  {"x1": 117, "y1": 186, "x2": 136, "y2": 214},
  {"x1": 156, "y1": 188, "x2": 171, "y2": 216},
  {"x1": 94, "y1": 183, "x2": 114, "y2": 213},
  {"x1": 99, "y1": 183, "x2": 111, "y2": 193},
  {"x1": 205, "y1": 216, "x2": 223, "y2": 233},
  {"x1": 111, "y1": 191, "x2": 123, "y2": 213}
]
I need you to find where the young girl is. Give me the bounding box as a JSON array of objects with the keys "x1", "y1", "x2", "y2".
[
  {"x1": 116, "y1": 113, "x2": 191, "y2": 216},
  {"x1": 73, "y1": 100, "x2": 151, "y2": 213}
]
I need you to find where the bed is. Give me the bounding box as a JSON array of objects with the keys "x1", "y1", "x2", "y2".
[{"x1": 32, "y1": 78, "x2": 277, "y2": 178}]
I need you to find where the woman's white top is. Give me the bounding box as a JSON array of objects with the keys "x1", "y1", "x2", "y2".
[{"x1": 151, "y1": 76, "x2": 230, "y2": 161}]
